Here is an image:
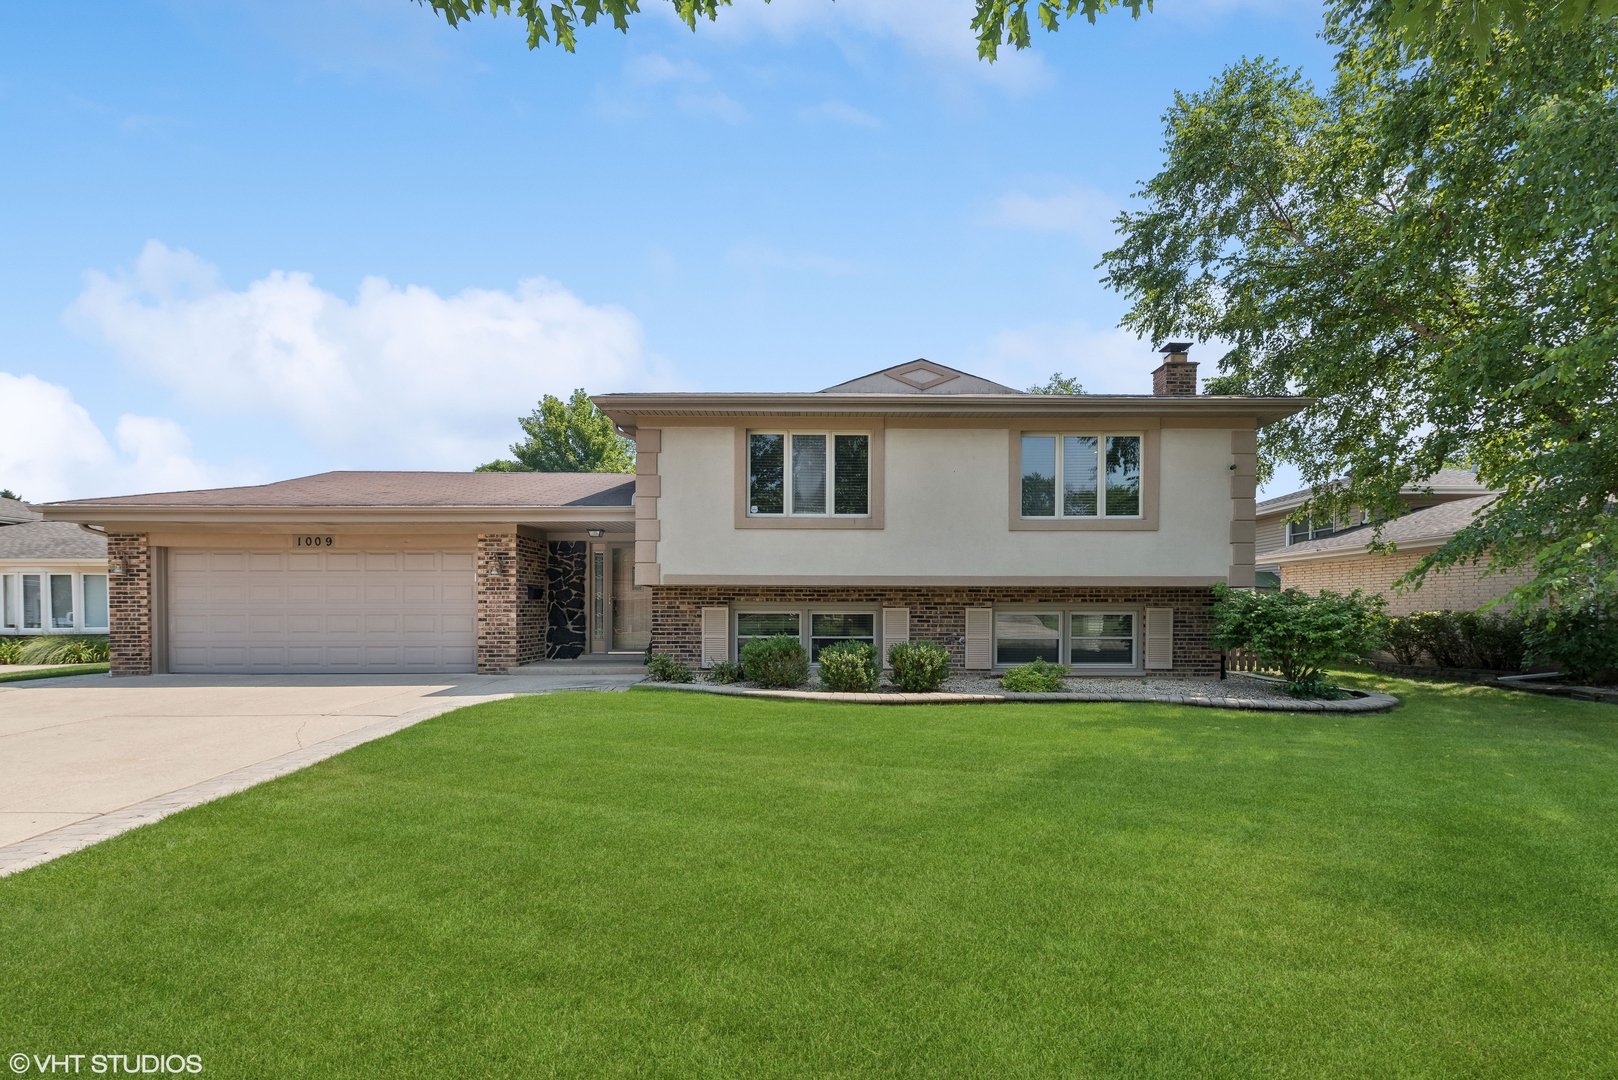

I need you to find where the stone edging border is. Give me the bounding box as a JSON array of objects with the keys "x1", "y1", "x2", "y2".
[
  {"x1": 0, "y1": 692, "x2": 516, "y2": 878},
  {"x1": 637, "y1": 682, "x2": 1401, "y2": 713}
]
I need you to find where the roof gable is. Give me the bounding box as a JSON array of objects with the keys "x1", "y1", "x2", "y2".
[{"x1": 821, "y1": 359, "x2": 1023, "y2": 396}]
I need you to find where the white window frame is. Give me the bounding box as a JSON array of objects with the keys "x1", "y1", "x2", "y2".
[
  {"x1": 1018, "y1": 432, "x2": 1145, "y2": 520},
  {"x1": 991, "y1": 604, "x2": 1142, "y2": 672},
  {"x1": 733, "y1": 604, "x2": 882, "y2": 665},
  {"x1": 746, "y1": 430, "x2": 872, "y2": 519},
  {"x1": 0, "y1": 571, "x2": 108, "y2": 636}
]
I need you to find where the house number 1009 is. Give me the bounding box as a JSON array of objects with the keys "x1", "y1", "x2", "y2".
[{"x1": 294, "y1": 536, "x2": 335, "y2": 547}]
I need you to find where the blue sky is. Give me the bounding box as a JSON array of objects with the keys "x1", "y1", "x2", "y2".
[{"x1": 1, "y1": 0, "x2": 1332, "y2": 501}]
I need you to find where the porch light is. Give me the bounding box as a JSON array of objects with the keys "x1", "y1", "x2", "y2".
[
  {"x1": 587, "y1": 528, "x2": 605, "y2": 538},
  {"x1": 109, "y1": 561, "x2": 127, "y2": 576}
]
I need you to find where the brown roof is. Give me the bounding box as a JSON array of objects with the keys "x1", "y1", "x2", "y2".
[
  {"x1": 42, "y1": 471, "x2": 637, "y2": 510},
  {"x1": 0, "y1": 520, "x2": 108, "y2": 561},
  {"x1": 1273, "y1": 494, "x2": 1495, "y2": 560}
]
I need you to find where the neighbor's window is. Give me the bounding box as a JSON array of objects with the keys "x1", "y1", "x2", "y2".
[
  {"x1": 1070, "y1": 613, "x2": 1134, "y2": 666},
  {"x1": 22, "y1": 574, "x2": 41, "y2": 630},
  {"x1": 995, "y1": 611, "x2": 1061, "y2": 666},
  {"x1": 1021, "y1": 434, "x2": 1141, "y2": 518},
  {"x1": 49, "y1": 574, "x2": 73, "y2": 630},
  {"x1": 737, "y1": 611, "x2": 801, "y2": 653},
  {"x1": 1, "y1": 575, "x2": 15, "y2": 630},
  {"x1": 749, "y1": 431, "x2": 869, "y2": 517},
  {"x1": 83, "y1": 574, "x2": 109, "y2": 630},
  {"x1": 809, "y1": 612, "x2": 875, "y2": 661}
]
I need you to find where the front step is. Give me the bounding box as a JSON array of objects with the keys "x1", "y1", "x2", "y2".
[{"x1": 506, "y1": 659, "x2": 648, "y2": 676}]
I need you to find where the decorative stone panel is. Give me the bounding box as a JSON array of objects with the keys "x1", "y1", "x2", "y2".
[
  {"x1": 651, "y1": 585, "x2": 1220, "y2": 676},
  {"x1": 477, "y1": 533, "x2": 519, "y2": 673},
  {"x1": 107, "y1": 533, "x2": 152, "y2": 677},
  {"x1": 546, "y1": 541, "x2": 587, "y2": 659}
]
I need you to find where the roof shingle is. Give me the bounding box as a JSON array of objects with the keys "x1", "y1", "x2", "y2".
[
  {"x1": 0, "y1": 520, "x2": 108, "y2": 561},
  {"x1": 1276, "y1": 494, "x2": 1495, "y2": 558},
  {"x1": 43, "y1": 471, "x2": 637, "y2": 510}
]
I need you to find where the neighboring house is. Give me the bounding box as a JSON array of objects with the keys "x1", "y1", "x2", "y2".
[
  {"x1": 1270, "y1": 494, "x2": 1526, "y2": 614},
  {"x1": 39, "y1": 350, "x2": 1309, "y2": 677},
  {"x1": 0, "y1": 497, "x2": 111, "y2": 636},
  {"x1": 1254, "y1": 467, "x2": 1492, "y2": 584}
]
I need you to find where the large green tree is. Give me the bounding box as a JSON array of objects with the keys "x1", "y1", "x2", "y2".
[
  {"x1": 1101, "y1": 1, "x2": 1618, "y2": 611},
  {"x1": 416, "y1": 0, "x2": 1617, "y2": 61},
  {"x1": 478, "y1": 389, "x2": 635, "y2": 473}
]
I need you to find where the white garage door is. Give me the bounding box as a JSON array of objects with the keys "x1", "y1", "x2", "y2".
[{"x1": 168, "y1": 550, "x2": 477, "y2": 674}]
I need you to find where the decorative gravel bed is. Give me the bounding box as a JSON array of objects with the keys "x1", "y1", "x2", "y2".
[{"x1": 641, "y1": 671, "x2": 1399, "y2": 713}]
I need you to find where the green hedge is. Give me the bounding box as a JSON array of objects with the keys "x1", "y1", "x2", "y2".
[
  {"x1": 741, "y1": 635, "x2": 810, "y2": 689},
  {"x1": 887, "y1": 641, "x2": 950, "y2": 693},
  {"x1": 817, "y1": 641, "x2": 879, "y2": 692},
  {"x1": 1383, "y1": 611, "x2": 1527, "y2": 670}
]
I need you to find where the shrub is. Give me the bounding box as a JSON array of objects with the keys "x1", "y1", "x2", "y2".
[
  {"x1": 817, "y1": 641, "x2": 879, "y2": 693},
  {"x1": 1383, "y1": 616, "x2": 1425, "y2": 665},
  {"x1": 741, "y1": 634, "x2": 809, "y2": 689},
  {"x1": 1382, "y1": 610, "x2": 1528, "y2": 671},
  {"x1": 1208, "y1": 584, "x2": 1386, "y2": 698},
  {"x1": 646, "y1": 652, "x2": 694, "y2": 683},
  {"x1": 16, "y1": 635, "x2": 110, "y2": 665},
  {"x1": 1525, "y1": 604, "x2": 1618, "y2": 684},
  {"x1": 705, "y1": 660, "x2": 743, "y2": 684},
  {"x1": 887, "y1": 641, "x2": 950, "y2": 693},
  {"x1": 0, "y1": 637, "x2": 22, "y2": 665},
  {"x1": 1000, "y1": 659, "x2": 1069, "y2": 693}
]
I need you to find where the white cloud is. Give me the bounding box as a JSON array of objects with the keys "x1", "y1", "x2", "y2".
[
  {"x1": 989, "y1": 186, "x2": 1122, "y2": 248},
  {"x1": 599, "y1": 53, "x2": 749, "y2": 122},
  {"x1": 726, "y1": 242, "x2": 859, "y2": 277},
  {"x1": 67, "y1": 242, "x2": 666, "y2": 470},
  {"x1": 798, "y1": 100, "x2": 881, "y2": 128},
  {"x1": 0, "y1": 373, "x2": 257, "y2": 502}
]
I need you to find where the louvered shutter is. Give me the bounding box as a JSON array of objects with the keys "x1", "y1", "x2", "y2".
[
  {"x1": 1144, "y1": 607, "x2": 1173, "y2": 670},
  {"x1": 700, "y1": 607, "x2": 729, "y2": 667},
  {"x1": 965, "y1": 608, "x2": 993, "y2": 670},
  {"x1": 881, "y1": 608, "x2": 909, "y2": 667}
]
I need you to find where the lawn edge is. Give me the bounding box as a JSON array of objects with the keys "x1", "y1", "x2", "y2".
[{"x1": 0, "y1": 664, "x2": 111, "y2": 684}]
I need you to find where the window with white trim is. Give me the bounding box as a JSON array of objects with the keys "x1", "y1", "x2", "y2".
[
  {"x1": 809, "y1": 612, "x2": 874, "y2": 661},
  {"x1": 748, "y1": 432, "x2": 869, "y2": 517},
  {"x1": 736, "y1": 611, "x2": 801, "y2": 654},
  {"x1": 994, "y1": 607, "x2": 1140, "y2": 669},
  {"x1": 0, "y1": 572, "x2": 109, "y2": 634},
  {"x1": 1020, "y1": 434, "x2": 1141, "y2": 518}
]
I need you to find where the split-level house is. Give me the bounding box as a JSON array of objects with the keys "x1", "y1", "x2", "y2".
[{"x1": 38, "y1": 350, "x2": 1308, "y2": 677}]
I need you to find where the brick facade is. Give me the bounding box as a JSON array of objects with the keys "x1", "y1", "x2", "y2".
[
  {"x1": 107, "y1": 533, "x2": 152, "y2": 677},
  {"x1": 651, "y1": 585, "x2": 1220, "y2": 676},
  {"x1": 1281, "y1": 551, "x2": 1527, "y2": 616},
  {"x1": 516, "y1": 532, "x2": 547, "y2": 666},
  {"x1": 1151, "y1": 358, "x2": 1199, "y2": 396}
]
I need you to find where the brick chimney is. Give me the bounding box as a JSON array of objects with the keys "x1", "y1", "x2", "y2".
[{"x1": 1151, "y1": 342, "x2": 1198, "y2": 395}]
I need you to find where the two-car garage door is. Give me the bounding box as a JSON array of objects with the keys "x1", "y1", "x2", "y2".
[{"x1": 168, "y1": 550, "x2": 476, "y2": 674}]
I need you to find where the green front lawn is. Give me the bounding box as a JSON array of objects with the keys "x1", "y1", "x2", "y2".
[
  {"x1": 0, "y1": 663, "x2": 109, "y2": 683},
  {"x1": 2, "y1": 675, "x2": 1615, "y2": 1077}
]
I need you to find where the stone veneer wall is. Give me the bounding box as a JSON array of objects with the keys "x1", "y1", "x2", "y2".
[
  {"x1": 546, "y1": 541, "x2": 588, "y2": 659},
  {"x1": 476, "y1": 534, "x2": 519, "y2": 673},
  {"x1": 107, "y1": 532, "x2": 152, "y2": 676},
  {"x1": 1281, "y1": 550, "x2": 1527, "y2": 616},
  {"x1": 651, "y1": 585, "x2": 1220, "y2": 676}
]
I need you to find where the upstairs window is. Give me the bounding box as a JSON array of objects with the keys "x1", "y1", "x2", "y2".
[
  {"x1": 749, "y1": 432, "x2": 869, "y2": 517},
  {"x1": 1020, "y1": 434, "x2": 1141, "y2": 518}
]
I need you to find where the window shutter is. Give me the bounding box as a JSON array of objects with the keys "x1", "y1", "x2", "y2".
[
  {"x1": 1144, "y1": 607, "x2": 1173, "y2": 670},
  {"x1": 965, "y1": 608, "x2": 993, "y2": 670},
  {"x1": 700, "y1": 607, "x2": 729, "y2": 667},
  {"x1": 881, "y1": 607, "x2": 909, "y2": 666}
]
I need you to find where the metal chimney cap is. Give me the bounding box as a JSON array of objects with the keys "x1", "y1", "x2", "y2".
[{"x1": 1160, "y1": 342, "x2": 1194, "y2": 354}]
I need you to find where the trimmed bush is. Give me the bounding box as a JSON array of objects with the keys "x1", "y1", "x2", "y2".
[
  {"x1": 887, "y1": 641, "x2": 950, "y2": 693},
  {"x1": 1525, "y1": 604, "x2": 1618, "y2": 684},
  {"x1": 741, "y1": 634, "x2": 809, "y2": 689},
  {"x1": 1382, "y1": 610, "x2": 1528, "y2": 671},
  {"x1": 999, "y1": 659, "x2": 1070, "y2": 693},
  {"x1": 705, "y1": 660, "x2": 743, "y2": 685},
  {"x1": 817, "y1": 641, "x2": 879, "y2": 693},
  {"x1": 646, "y1": 652, "x2": 694, "y2": 683},
  {"x1": 16, "y1": 635, "x2": 110, "y2": 666},
  {"x1": 1208, "y1": 584, "x2": 1386, "y2": 698}
]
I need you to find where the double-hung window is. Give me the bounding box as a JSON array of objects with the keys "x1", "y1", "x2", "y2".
[
  {"x1": 1019, "y1": 434, "x2": 1141, "y2": 518},
  {"x1": 994, "y1": 608, "x2": 1139, "y2": 669},
  {"x1": 748, "y1": 432, "x2": 869, "y2": 517}
]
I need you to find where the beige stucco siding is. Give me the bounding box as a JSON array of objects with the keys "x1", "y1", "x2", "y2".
[
  {"x1": 1280, "y1": 549, "x2": 1526, "y2": 614},
  {"x1": 655, "y1": 425, "x2": 1234, "y2": 580}
]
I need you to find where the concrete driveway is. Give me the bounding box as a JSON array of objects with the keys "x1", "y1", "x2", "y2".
[{"x1": 0, "y1": 668, "x2": 644, "y2": 875}]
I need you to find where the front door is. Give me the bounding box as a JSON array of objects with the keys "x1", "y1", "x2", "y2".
[{"x1": 608, "y1": 546, "x2": 650, "y2": 652}]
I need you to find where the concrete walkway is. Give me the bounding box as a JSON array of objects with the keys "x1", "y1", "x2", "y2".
[{"x1": 0, "y1": 669, "x2": 643, "y2": 876}]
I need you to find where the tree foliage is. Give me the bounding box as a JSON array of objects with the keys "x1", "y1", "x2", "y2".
[
  {"x1": 0, "y1": 489, "x2": 21, "y2": 502},
  {"x1": 1025, "y1": 372, "x2": 1085, "y2": 394},
  {"x1": 478, "y1": 388, "x2": 635, "y2": 473},
  {"x1": 1208, "y1": 583, "x2": 1387, "y2": 696},
  {"x1": 416, "y1": 0, "x2": 1618, "y2": 61},
  {"x1": 1102, "y1": 2, "x2": 1618, "y2": 612}
]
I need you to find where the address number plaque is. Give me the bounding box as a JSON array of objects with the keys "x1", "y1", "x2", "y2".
[{"x1": 293, "y1": 535, "x2": 336, "y2": 548}]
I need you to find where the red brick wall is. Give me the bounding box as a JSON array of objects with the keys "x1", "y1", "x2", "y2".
[
  {"x1": 477, "y1": 534, "x2": 518, "y2": 673},
  {"x1": 651, "y1": 585, "x2": 1220, "y2": 676},
  {"x1": 107, "y1": 533, "x2": 152, "y2": 677},
  {"x1": 1151, "y1": 360, "x2": 1199, "y2": 396}
]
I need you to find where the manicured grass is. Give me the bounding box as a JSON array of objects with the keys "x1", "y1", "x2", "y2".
[
  {"x1": 0, "y1": 662, "x2": 108, "y2": 683},
  {"x1": 2, "y1": 675, "x2": 1615, "y2": 1077}
]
